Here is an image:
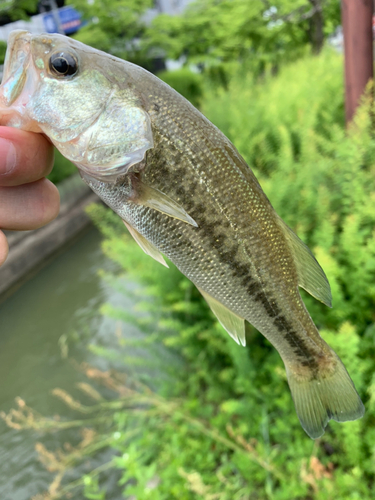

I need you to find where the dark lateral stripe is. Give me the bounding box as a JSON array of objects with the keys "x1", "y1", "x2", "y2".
[{"x1": 147, "y1": 138, "x2": 319, "y2": 371}]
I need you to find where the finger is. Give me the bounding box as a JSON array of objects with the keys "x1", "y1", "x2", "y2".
[
  {"x1": 0, "y1": 179, "x2": 60, "y2": 230},
  {"x1": 0, "y1": 126, "x2": 54, "y2": 186},
  {"x1": 0, "y1": 230, "x2": 9, "y2": 266}
]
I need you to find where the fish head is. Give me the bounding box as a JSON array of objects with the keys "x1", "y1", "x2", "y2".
[{"x1": 0, "y1": 30, "x2": 154, "y2": 181}]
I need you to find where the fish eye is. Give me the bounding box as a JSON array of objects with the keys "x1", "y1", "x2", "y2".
[{"x1": 49, "y1": 51, "x2": 78, "y2": 77}]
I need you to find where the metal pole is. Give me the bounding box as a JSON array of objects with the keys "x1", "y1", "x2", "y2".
[
  {"x1": 39, "y1": 0, "x2": 64, "y2": 35},
  {"x1": 49, "y1": 0, "x2": 64, "y2": 35},
  {"x1": 342, "y1": 0, "x2": 374, "y2": 124}
]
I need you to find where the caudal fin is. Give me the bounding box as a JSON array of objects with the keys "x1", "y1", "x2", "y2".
[{"x1": 287, "y1": 359, "x2": 365, "y2": 439}]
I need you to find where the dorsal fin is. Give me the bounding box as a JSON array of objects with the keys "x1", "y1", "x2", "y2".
[
  {"x1": 198, "y1": 288, "x2": 246, "y2": 346},
  {"x1": 123, "y1": 221, "x2": 169, "y2": 268},
  {"x1": 277, "y1": 217, "x2": 332, "y2": 307}
]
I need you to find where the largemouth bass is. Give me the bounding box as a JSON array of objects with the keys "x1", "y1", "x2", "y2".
[{"x1": 0, "y1": 30, "x2": 364, "y2": 438}]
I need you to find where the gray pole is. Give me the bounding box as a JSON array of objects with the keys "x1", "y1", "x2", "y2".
[{"x1": 39, "y1": 0, "x2": 64, "y2": 35}]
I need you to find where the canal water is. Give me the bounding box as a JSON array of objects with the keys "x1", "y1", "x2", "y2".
[{"x1": 0, "y1": 227, "x2": 144, "y2": 499}]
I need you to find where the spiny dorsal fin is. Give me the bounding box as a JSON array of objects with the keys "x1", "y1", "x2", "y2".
[
  {"x1": 134, "y1": 180, "x2": 198, "y2": 227},
  {"x1": 123, "y1": 221, "x2": 169, "y2": 268},
  {"x1": 198, "y1": 288, "x2": 246, "y2": 346},
  {"x1": 277, "y1": 217, "x2": 332, "y2": 307}
]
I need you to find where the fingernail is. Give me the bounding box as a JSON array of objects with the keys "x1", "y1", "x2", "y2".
[{"x1": 0, "y1": 138, "x2": 17, "y2": 175}]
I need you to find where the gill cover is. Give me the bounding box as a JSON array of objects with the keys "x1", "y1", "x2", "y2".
[
  {"x1": 35, "y1": 83, "x2": 154, "y2": 180},
  {"x1": 28, "y1": 56, "x2": 154, "y2": 180}
]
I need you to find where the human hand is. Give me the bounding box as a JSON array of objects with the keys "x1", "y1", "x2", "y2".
[{"x1": 0, "y1": 125, "x2": 59, "y2": 266}]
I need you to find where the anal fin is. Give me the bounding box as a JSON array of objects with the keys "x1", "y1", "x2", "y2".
[
  {"x1": 123, "y1": 221, "x2": 169, "y2": 268},
  {"x1": 198, "y1": 288, "x2": 246, "y2": 346}
]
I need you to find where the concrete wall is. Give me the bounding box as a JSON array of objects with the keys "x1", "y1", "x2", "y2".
[{"x1": 0, "y1": 14, "x2": 46, "y2": 42}]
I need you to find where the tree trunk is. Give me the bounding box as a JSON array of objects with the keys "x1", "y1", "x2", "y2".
[
  {"x1": 342, "y1": 0, "x2": 374, "y2": 124},
  {"x1": 309, "y1": 0, "x2": 324, "y2": 54}
]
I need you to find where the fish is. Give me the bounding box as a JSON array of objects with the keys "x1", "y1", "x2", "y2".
[{"x1": 0, "y1": 30, "x2": 365, "y2": 439}]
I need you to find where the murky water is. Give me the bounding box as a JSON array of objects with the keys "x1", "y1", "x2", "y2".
[{"x1": 0, "y1": 227, "x2": 142, "y2": 499}]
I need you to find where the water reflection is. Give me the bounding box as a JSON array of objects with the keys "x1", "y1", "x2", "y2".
[{"x1": 0, "y1": 227, "x2": 138, "y2": 499}]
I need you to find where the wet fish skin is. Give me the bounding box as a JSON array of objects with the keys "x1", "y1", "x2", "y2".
[{"x1": 0, "y1": 30, "x2": 365, "y2": 438}]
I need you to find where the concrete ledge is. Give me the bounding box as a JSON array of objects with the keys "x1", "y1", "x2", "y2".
[{"x1": 0, "y1": 174, "x2": 100, "y2": 296}]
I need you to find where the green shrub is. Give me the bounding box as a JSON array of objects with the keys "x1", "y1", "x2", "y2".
[
  {"x1": 0, "y1": 41, "x2": 6, "y2": 65},
  {"x1": 203, "y1": 48, "x2": 345, "y2": 179},
  {"x1": 4, "y1": 49, "x2": 375, "y2": 499},
  {"x1": 85, "y1": 49, "x2": 375, "y2": 498},
  {"x1": 48, "y1": 149, "x2": 76, "y2": 184}
]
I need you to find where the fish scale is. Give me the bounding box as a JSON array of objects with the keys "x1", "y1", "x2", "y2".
[
  {"x1": 0, "y1": 30, "x2": 365, "y2": 438},
  {"x1": 121, "y1": 131, "x2": 324, "y2": 376}
]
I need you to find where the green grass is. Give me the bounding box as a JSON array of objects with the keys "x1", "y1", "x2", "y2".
[{"x1": 48, "y1": 149, "x2": 76, "y2": 184}]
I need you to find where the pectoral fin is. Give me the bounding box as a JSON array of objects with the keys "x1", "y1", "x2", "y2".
[
  {"x1": 277, "y1": 217, "x2": 332, "y2": 307},
  {"x1": 123, "y1": 221, "x2": 169, "y2": 268},
  {"x1": 198, "y1": 288, "x2": 246, "y2": 346},
  {"x1": 134, "y1": 180, "x2": 198, "y2": 227}
]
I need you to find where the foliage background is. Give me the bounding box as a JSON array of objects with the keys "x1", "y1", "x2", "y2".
[
  {"x1": 83, "y1": 50, "x2": 375, "y2": 499},
  {"x1": 4, "y1": 48, "x2": 375, "y2": 499},
  {"x1": 1, "y1": 0, "x2": 375, "y2": 499}
]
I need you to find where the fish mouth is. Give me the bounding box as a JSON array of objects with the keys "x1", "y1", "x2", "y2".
[
  {"x1": 0, "y1": 30, "x2": 42, "y2": 131},
  {"x1": 0, "y1": 30, "x2": 31, "y2": 106}
]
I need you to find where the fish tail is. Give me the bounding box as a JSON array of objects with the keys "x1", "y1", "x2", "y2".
[{"x1": 286, "y1": 355, "x2": 365, "y2": 439}]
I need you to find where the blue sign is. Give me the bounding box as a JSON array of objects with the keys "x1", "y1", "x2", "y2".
[{"x1": 43, "y1": 6, "x2": 82, "y2": 35}]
